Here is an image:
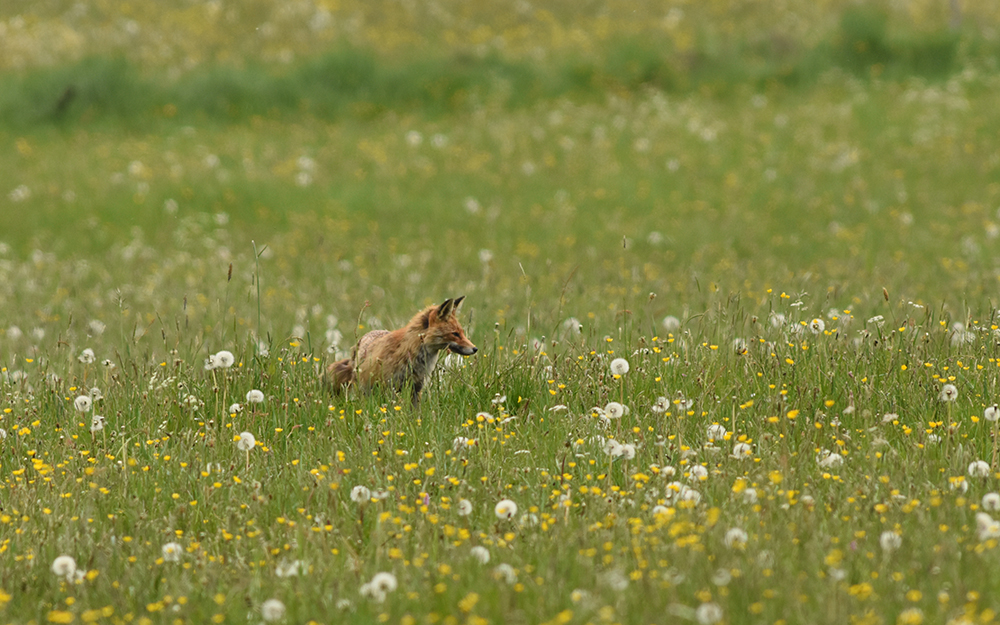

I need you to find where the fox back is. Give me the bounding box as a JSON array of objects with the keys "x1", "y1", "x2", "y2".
[{"x1": 326, "y1": 296, "x2": 476, "y2": 403}]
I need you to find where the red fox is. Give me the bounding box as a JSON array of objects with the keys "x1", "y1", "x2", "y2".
[{"x1": 327, "y1": 296, "x2": 477, "y2": 403}]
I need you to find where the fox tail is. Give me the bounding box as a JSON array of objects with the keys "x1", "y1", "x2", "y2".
[{"x1": 326, "y1": 358, "x2": 354, "y2": 393}]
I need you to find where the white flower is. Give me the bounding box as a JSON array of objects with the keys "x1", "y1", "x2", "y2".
[
  {"x1": 470, "y1": 546, "x2": 490, "y2": 564},
  {"x1": 689, "y1": 465, "x2": 708, "y2": 481},
  {"x1": 983, "y1": 493, "x2": 1000, "y2": 511},
  {"x1": 731, "y1": 442, "x2": 752, "y2": 459},
  {"x1": 90, "y1": 415, "x2": 105, "y2": 433},
  {"x1": 769, "y1": 312, "x2": 786, "y2": 328},
  {"x1": 237, "y1": 431, "x2": 256, "y2": 451},
  {"x1": 680, "y1": 489, "x2": 702, "y2": 504},
  {"x1": 162, "y1": 542, "x2": 183, "y2": 562},
  {"x1": 818, "y1": 450, "x2": 843, "y2": 468},
  {"x1": 969, "y1": 460, "x2": 991, "y2": 478},
  {"x1": 621, "y1": 443, "x2": 636, "y2": 460},
  {"x1": 261, "y1": 598, "x2": 286, "y2": 622},
  {"x1": 986, "y1": 405, "x2": 1000, "y2": 422},
  {"x1": 662, "y1": 316, "x2": 681, "y2": 332},
  {"x1": 51, "y1": 555, "x2": 76, "y2": 580},
  {"x1": 652, "y1": 505, "x2": 669, "y2": 516},
  {"x1": 977, "y1": 512, "x2": 1000, "y2": 540},
  {"x1": 203, "y1": 354, "x2": 217, "y2": 370},
  {"x1": 706, "y1": 424, "x2": 727, "y2": 440},
  {"x1": 809, "y1": 318, "x2": 826, "y2": 334},
  {"x1": 742, "y1": 488, "x2": 758, "y2": 504},
  {"x1": 610, "y1": 358, "x2": 630, "y2": 376},
  {"x1": 724, "y1": 528, "x2": 748, "y2": 549},
  {"x1": 939, "y1": 384, "x2": 958, "y2": 402},
  {"x1": 457, "y1": 499, "x2": 473, "y2": 516},
  {"x1": 493, "y1": 563, "x2": 517, "y2": 584},
  {"x1": 350, "y1": 485, "x2": 372, "y2": 503},
  {"x1": 229, "y1": 403, "x2": 242, "y2": 414},
  {"x1": 246, "y1": 389, "x2": 265, "y2": 403},
  {"x1": 0, "y1": 428, "x2": 6, "y2": 439},
  {"x1": 651, "y1": 397, "x2": 669, "y2": 413},
  {"x1": 603, "y1": 439, "x2": 624, "y2": 458},
  {"x1": 89, "y1": 387, "x2": 103, "y2": 401},
  {"x1": 604, "y1": 402, "x2": 625, "y2": 419},
  {"x1": 695, "y1": 602, "x2": 723, "y2": 625},
  {"x1": 879, "y1": 531, "x2": 902, "y2": 553},
  {"x1": 74, "y1": 395, "x2": 92, "y2": 413},
  {"x1": 276, "y1": 560, "x2": 307, "y2": 577},
  {"x1": 495, "y1": 499, "x2": 518, "y2": 520},
  {"x1": 78, "y1": 348, "x2": 96, "y2": 364},
  {"x1": 214, "y1": 350, "x2": 235, "y2": 368},
  {"x1": 370, "y1": 572, "x2": 397, "y2": 593}
]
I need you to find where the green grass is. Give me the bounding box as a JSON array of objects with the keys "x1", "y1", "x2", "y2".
[{"x1": 4, "y1": 2, "x2": 1000, "y2": 624}]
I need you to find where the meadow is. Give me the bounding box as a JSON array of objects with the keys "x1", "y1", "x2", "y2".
[{"x1": 4, "y1": 1, "x2": 1000, "y2": 624}]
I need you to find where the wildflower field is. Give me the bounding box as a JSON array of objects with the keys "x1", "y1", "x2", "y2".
[{"x1": 6, "y1": 1, "x2": 1000, "y2": 624}]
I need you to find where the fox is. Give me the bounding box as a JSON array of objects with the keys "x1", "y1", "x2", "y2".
[{"x1": 327, "y1": 296, "x2": 477, "y2": 404}]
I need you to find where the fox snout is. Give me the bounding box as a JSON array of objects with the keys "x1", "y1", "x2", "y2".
[{"x1": 449, "y1": 342, "x2": 477, "y2": 356}]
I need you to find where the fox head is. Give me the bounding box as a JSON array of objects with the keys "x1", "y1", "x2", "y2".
[{"x1": 423, "y1": 296, "x2": 477, "y2": 356}]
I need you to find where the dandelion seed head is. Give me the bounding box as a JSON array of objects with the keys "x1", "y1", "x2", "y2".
[
  {"x1": 162, "y1": 542, "x2": 183, "y2": 562},
  {"x1": 51, "y1": 555, "x2": 76, "y2": 580},
  {"x1": 470, "y1": 546, "x2": 490, "y2": 564},
  {"x1": 457, "y1": 499, "x2": 473, "y2": 516},
  {"x1": 969, "y1": 460, "x2": 991, "y2": 478},
  {"x1": 494, "y1": 499, "x2": 518, "y2": 520},
  {"x1": 939, "y1": 384, "x2": 958, "y2": 402},
  {"x1": 350, "y1": 485, "x2": 372, "y2": 503},
  {"x1": 261, "y1": 598, "x2": 286, "y2": 622},
  {"x1": 246, "y1": 389, "x2": 265, "y2": 403},
  {"x1": 213, "y1": 350, "x2": 235, "y2": 368},
  {"x1": 78, "y1": 348, "x2": 95, "y2": 364},
  {"x1": 74, "y1": 395, "x2": 92, "y2": 413},
  {"x1": 236, "y1": 431, "x2": 256, "y2": 451},
  {"x1": 610, "y1": 358, "x2": 630, "y2": 376}
]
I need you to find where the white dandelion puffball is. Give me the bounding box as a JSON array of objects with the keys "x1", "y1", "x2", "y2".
[
  {"x1": 689, "y1": 465, "x2": 708, "y2": 481},
  {"x1": 370, "y1": 572, "x2": 398, "y2": 593},
  {"x1": 969, "y1": 460, "x2": 991, "y2": 478},
  {"x1": 350, "y1": 485, "x2": 372, "y2": 503},
  {"x1": 651, "y1": 396, "x2": 669, "y2": 413},
  {"x1": 78, "y1": 348, "x2": 95, "y2": 364},
  {"x1": 724, "y1": 528, "x2": 748, "y2": 549},
  {"x1": 457, "y1": 499, "x2": 473, "y2": 516},
  {"x1": 610, "y1": 358, "x2": 630, "y2": 376},
  {"x1": 652, "y1": 505, "x2": 669, "y2": 516},
  {"x1": 229, "y1": 403, "x2": 242, "y2": 414},
  {"x1": 662, "y1": 315, "x2": 681, "y2": 332},
  {"x1": 214, "y1": 350, "x2": 235, "y2": 368},
  {"x1": 162, "y1": 542, "x2": 183, "y2": 562},
  {"x1": 977, "y1": 512, "x2": 1000, "y2": 541},
  {"x1": 603, "y1": 439, "x2": 624, "y2": 458},
  {"x1": 879, "y1": 531, "x2": 902, "y2": 553},
  {"x1": 246, "y1": 389, "x2": 265, "y2": 404},
  {"x1": 90, "y1": 415, "x2": 105, "y2": 433},
  {"x1": 237, "y1": 431, "x2": 256, "y2": 451},
  {"x1": 494, "y1": 563, "x2": 517, "y2": 584},
  {"x1": 470, "y1": 546, "x2": 490, "y2": 564},
  {"x1": 495, "y1": 499, "x2": 518, "y2": 520},
  {"x1": 706, "y1": 424, "x2": 727, "y2": 440},
  {"x1": 742, "y1": 488, "x2": 758, "y2": 504},
  {"x1": 986, "y1": 405, "x2": 1000, "y2": 422},
  {"x1": 604, "y1": 402, "x2": 625, "y2": 419},
  {"x1": 621, "y1": 443, "x2": 636, "y2": 460},
  {"x1": 731, "y1": 442, "x2": 752, "y2": 459},
  {"x1": 809, "y1": 318, "x2": 826, "y2": 334},
  {"x1": 939, "y1": 384, "x2": 958, "y2": 402},
  {"x1": 51, "y1": 555, "x2": 76, "y2": 580},
  {"x1": 74, "y1": 395, "x2": 92, "y2": 413},
  {"x1": 261, "y1": 598, "x2": 286, "y2": 623},
  {"x1": 695, "y1": 602, "x2": 723, "y2": 625},
  {"x1": 983, "y1": 493, "x2": 1000, "y2": 511}
]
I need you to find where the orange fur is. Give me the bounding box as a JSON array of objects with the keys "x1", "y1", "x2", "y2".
[{"x1": 326, "y1": 297, "x2": 476, "y2": 403}]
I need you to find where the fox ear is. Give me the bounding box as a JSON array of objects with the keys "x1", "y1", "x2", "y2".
[
  {"x1": 453, "y1": 295, "x2": 465, "y2": 310},
  {"x1": 436, "y1": 298, "x2": 454, "y2": 319}
]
